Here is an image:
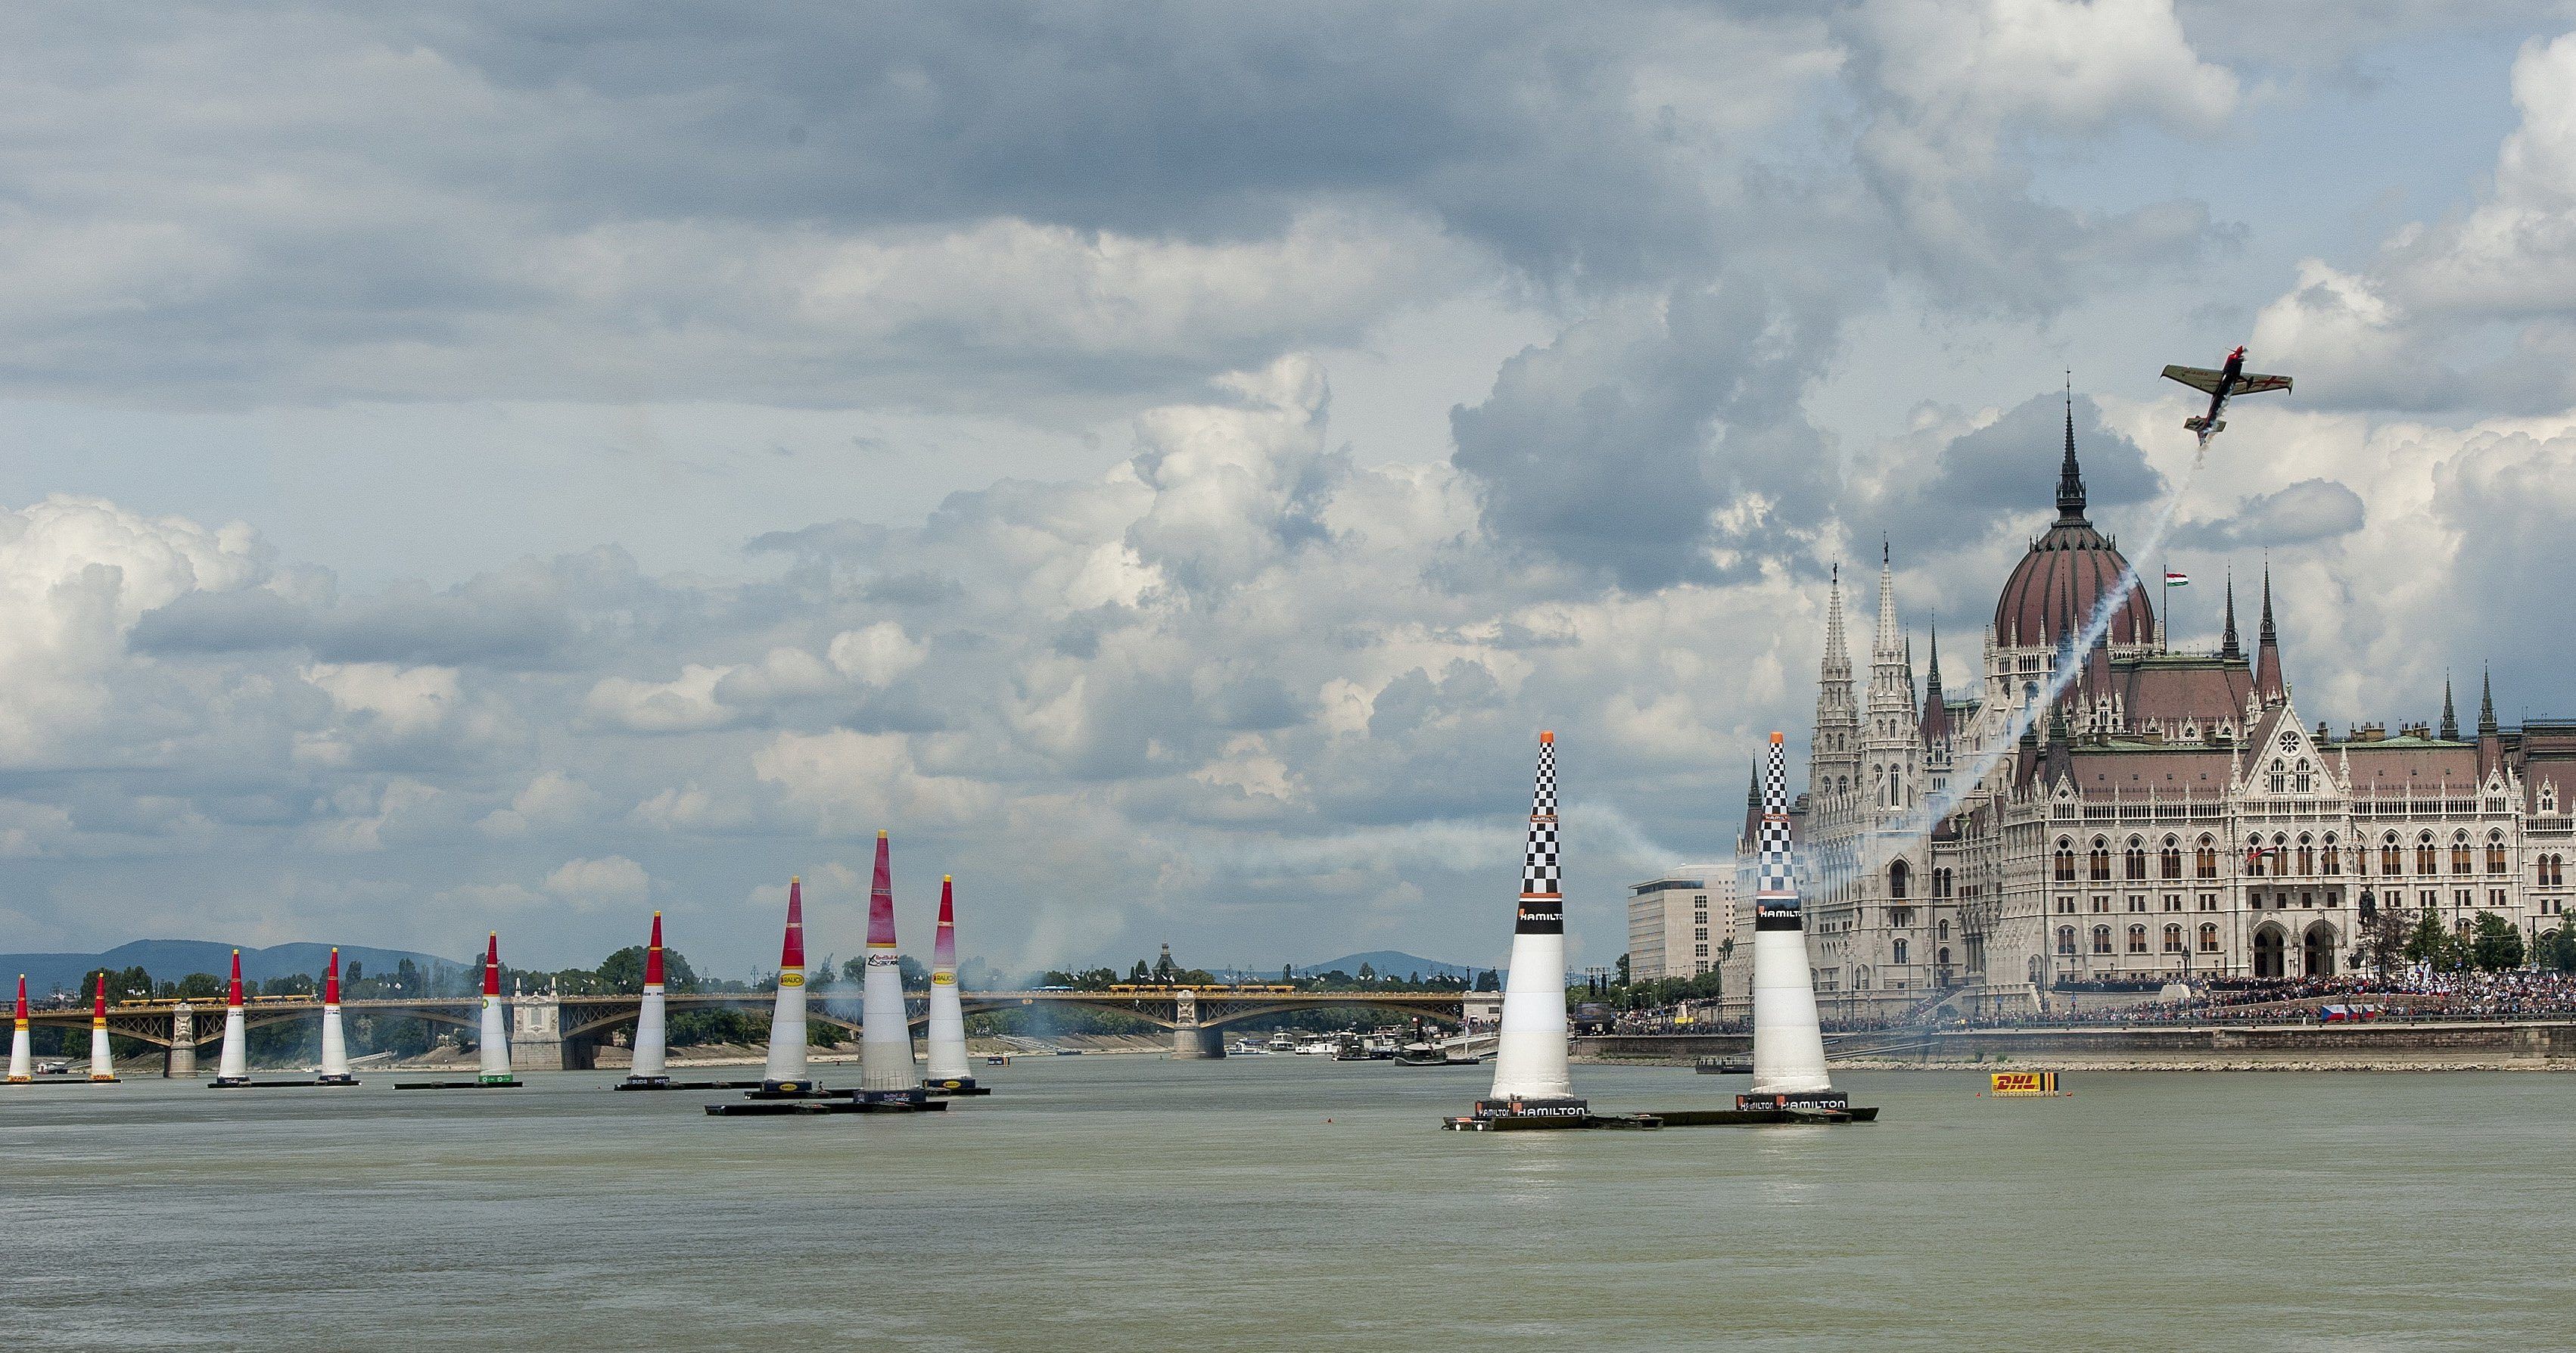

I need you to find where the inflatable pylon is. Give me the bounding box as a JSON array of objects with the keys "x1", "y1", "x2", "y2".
[
  {"x1": 859, "y1": 832, "x2": 920, "y2": 1095},
  {"x1": 89, "y1": 972, "x2": 117, "y2": 1082},
  {"x1": 922, "y1": 875, "x2": 975, "y2": 1093},
  {"x1": 759, "y1": 879, "x2": 812, "y2": 1092},
  {"x1": 213, "y1": 950, "x2": 250, "y2": 1086},
  {"x1": 317, "y1": 947, "x2": 354, "y2": 1084},
  {"x1": 477, "y1": 933, "x2": 516, "y2": 1085}
]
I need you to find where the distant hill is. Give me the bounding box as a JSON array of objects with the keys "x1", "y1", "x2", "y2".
[
  {"x1": 0, "y1": 940, "x2": 467, "y2": 1001},
  {"x1": 1290, "y1": 950, "x2": 1479, "y2": 982}
]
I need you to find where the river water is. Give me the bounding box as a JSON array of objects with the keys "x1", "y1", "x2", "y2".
[{"x1": 3, "y1": 1056, "x2": 2570, "y2": 1351}]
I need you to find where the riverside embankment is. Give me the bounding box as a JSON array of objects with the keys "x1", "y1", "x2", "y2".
[{"x1": 1576, "y1": 1019, "x2": 2576, "y2": 1071}]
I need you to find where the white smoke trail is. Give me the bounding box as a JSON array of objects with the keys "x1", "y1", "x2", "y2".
[{"x1": 1812, "y1": 432, "x2": 2220, "y2": 896}]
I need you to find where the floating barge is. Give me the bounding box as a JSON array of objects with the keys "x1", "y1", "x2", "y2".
[
  {"x1": 391, "y1": 1080, "x2": 524, "y2": 1090},
  {"x1": 705, "y1": 1085, "x2": 949, "y2": 1116},
  {"x1": 613, "y1": 1078, "x2": 764, "y2": 1092},
  {"x1": 1443, "y1": 1092, "x2": 1877, "y2": 1131}
]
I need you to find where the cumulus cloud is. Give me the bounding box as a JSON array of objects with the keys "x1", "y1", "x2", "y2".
[{"x1": 545, "y1": 855, "x2": 652, "y2": 911}]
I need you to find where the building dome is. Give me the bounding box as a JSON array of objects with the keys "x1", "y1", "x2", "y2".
[{"x1": 1992, "y1": 407, "x2": 2154, "y2": 649}]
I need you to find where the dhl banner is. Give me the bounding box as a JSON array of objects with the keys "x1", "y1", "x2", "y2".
[{"x1": 1989, "y1": 1071, "x2": 2059, "y2": 1096}]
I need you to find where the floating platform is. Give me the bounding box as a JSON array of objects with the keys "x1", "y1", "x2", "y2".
[
  {"x1": 612, "y1": 1078, "x2": 764, "y2": 1092},
  {"x1": 1692, "y1": 1058, "x2": 1753, "y2": 1075},
  {"x1": 390, "y1": 1080, "x2": 524, "y2": 1090},
  {"x1": 209, "y1": 1079, "x2": 338, "y2": 1089},
  {"x1": 1443, "y1": 1090, "x2": 1878, "y2": 1131},
  {"x1": 705, "y1": 1098, "x2": 949, "y2": 1117},
  {"x1": 924, "y1": 1077, "x2": 990, "y2": 1098}
]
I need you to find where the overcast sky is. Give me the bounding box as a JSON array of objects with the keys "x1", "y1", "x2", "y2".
[{"x1": 8, "y1": 2, "x2": 2576, "y2": 979}]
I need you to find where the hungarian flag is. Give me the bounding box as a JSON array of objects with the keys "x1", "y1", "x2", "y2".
[{"x1": 2164, "y1": 571, "x2": 2189, "y2": 586}]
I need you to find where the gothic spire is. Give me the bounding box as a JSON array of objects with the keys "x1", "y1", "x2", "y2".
[
  {"x1": 2219, "y1": 570, "x2": 2241, "y2": 660},
  {"x1": 2479, "y1": 667, "x2": 2499, "y2": 737},
  {"x1": 2440, "y1": 675, "x2": 2459, "y2": 741},
  {"x1": 2055, "y1": 379, "x2": 2086, "y2": 523},
  {"x1": 2254, "y1": 565, "x2": 2284, "y2": 702},
  {"x1": 1822, "y1": 561, "x2": 1850, "y2": 675},
  {"x1": 1920, "y1": 618, "x2": 1951, "y2": 746},
  {"x1": 1872, "y1": 539, "x2": 1902, "y2": 663}
]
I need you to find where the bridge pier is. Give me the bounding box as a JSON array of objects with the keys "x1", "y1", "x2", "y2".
[
  {"x1": 510, "y1": 985, "x2": 568, "y2": 1072},
  {"x1": 167, "y1": 1003, "x2": 196, "y2": 1079},
  {"x1": 1168, "y1": 988, "x2": 1224, "y2": 1059}
]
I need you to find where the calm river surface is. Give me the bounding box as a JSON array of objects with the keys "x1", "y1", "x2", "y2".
[{"x1": 4, "y1": 1058, "x2": 2571, "y2": 1351}]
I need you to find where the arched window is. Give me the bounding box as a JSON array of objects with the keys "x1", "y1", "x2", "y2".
[
  {"x1": 1933, "y1": 868, "x2": 1952, "y2": 898},
  {"x1": 2198, "y1": 922, "x2": 2220, "y2": 953},
  {"x1": 1853, "y1": 967, "x2": 1870, "y2": 991},
  {"x1": 2055, "y1": 926, "x2": 2077, "y2": 956},
  {"x1": 2416, "y1": 832, "x2": 2438, "y2": 875},
  {"x1": 2089, "y1": 925, "x2": 2113, "y2": 955},
  {"x1": 2195, "y1": 836, "x2": 2219, "y2": 880},
  {"x1": 2451, "y1": 832, "x2": 2473, "y2": 875},
  {"x1": 1937, "y1": 919, "x2": 1950, "y2": 941},
  {"x1": 2322, "y1": 832, "x2": 2341, "y2": 876},
  {"x1": 1893, "y1": 938, "x2": 1910, "y2": 965},
  {"x1": 2123, "y1": 837, "x2": 2147, "y2": 880},
  {"x1": 2160, "y1": 837, "x2": 2182, "y2": 880},
  {"x1": 2161, "y1": 923, "x2": 2183, "y2": 953},
  {"x1": 1937, "y1": 946, "x2": 1952, "y2": 968},
  {"x1": 2295, "y1": 833, "x2": 2315, "y2": 876},
  {"x1": 2269, "y1": 757, "x2": 2287, "y2": 795},
  {"x1": 1888, "y1": 860, "x2": 1910, "y2": 900},
  {"x1": 2485, "y1": 832, "x2": 2507, "y2": 875},
  {"x1": 2054, "y1": 838, "x2": 2077, "y2": 882},
  {"x1": 2089, "y1": 837, "x2": 2111, "y2": 882},
  {"x1": 2126, "y1": 924, "x2": 2148, "y2": 954},
  {"x1": 2247, "y1": 835, "x2": 2268, "y2": 878},
  {"x1": 2382, "y1": 832, "x2": 2403, "y2": 875}
]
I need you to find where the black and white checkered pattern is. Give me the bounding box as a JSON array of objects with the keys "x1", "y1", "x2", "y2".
[
  {"x1": 1757, "y1": 739, "x2": 1795, "y2": 899},
  {"x1": 1521, "y1": 738, "x2": 1559, "y2": 897}
]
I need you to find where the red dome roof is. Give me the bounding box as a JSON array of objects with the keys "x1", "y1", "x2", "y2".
[
  {"x1": 1994, "y1": 518, "x2": 2154, "y2": 649},
  {"x1": 1993, "y1": 406, "x2": 2155, "y2": 649}
]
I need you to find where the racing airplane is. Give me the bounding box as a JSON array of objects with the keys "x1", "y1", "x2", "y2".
[{"x1": 2161, "y1": 346, "x2": 2292, "y2": 437}]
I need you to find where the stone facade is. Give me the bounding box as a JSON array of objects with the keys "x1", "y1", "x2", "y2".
[{"x1": 1725, "y1": 412, "x2": 2576, "y2": 1022}]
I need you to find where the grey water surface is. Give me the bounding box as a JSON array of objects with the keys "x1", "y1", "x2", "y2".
[{"x1": 3, "y1": 1057, "x2": 2569, "y2": 1351}]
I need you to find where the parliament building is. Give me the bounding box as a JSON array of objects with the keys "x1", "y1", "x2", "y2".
[{"x1": 1723, "y1": 411, "x2": 2576, "y2": 1021}]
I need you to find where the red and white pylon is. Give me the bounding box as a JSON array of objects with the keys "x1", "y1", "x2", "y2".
[
  {"x1": 317, "y1": 947, "x2": 353, "y2": 1084},
  {"x1": 89, "y1": 972, "x2": 118, "y2": 1082},
  {"x1": 477, "y1": 933, "x2": 516, "y2": 1085},
  {"x1": 859, "y1": 832, "x2": 919, "y2": 1094},
  {"x1": 627, "y1": 911, "x2": 669, "y2": 1086},
  {"x1": 6, "y1": 975, "x2": 30, "y2": 1083},
  {"x1": 1486, "y1": 731, "x2": 1579, "y2": 1110},
  {"x1": 214, "y1": 949, "x2": 250, "y2": 1085},
  {"x1": 923, "y1": 875, "x2": 973, "y2": 1090},
  {"x1": 760, "y1": 879, "x2": 811, "y2": 1092}
]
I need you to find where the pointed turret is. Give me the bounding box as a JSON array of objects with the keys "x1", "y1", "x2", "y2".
[
  {"x1": 860, "y1": 832, "x2": 921, "y2": 1095},
  {"x1": 759, "y1": 879, "x2": 812, "y2": 1092},
  {"x1": 923, "y1": 876, "x2": 975, "y2": 1091},
  {"x1": 88, "y1": 971, "x2": 117, "y2": 1082},
  {"x1": 2219, "y1": 571, "x2": 2241, "y2": 661},
  {"x1": 1921, "y1": 621, "x2": 1951, "y2": 748},
  {"x1": 627, "y1": 912, "x2": 669, "y2": 1087},
  {"x1": 8, "y1": 975, "x2": 30, "y2": 1083},
  {"x1": 1750, "y1": 732, "x2": 1832, "y2": 1100},
  {"x1": 2478, "y1": 667, "x2": 2504, "y2": 778},
  {"x1": 476, "y1": 933, "x2": 515, "y2": 1085},
  {"x1": 2441, "y1": 676, "x2": 2459, "y2": 742},
  {"x1": 1862, "y1": 543, "x2": 1920, "y2": 812},
  {"x1": 214, "y1": 949, "x2": 250, "y2": 1085},
  {"x1": 1477, "y1": 731, "x2": 1582, "y2": 1119},
  {"x1": 316, "y1": 947, "x2": 353, "y2": 1084},
  {"x1": 1812, "y1": 562, "x2": 1859, "y2": 801},
  {"x1": 2055, "y1": 386, "x2": 2088, "y2": 524},
  {"x1": 2254, "y1": 567, "x2": 2284, "y2": 703}
]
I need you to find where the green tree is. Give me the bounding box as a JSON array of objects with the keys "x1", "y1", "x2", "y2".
[
  {"x1": 172, "y1": 972, "x2": 224, "y2": 1000},
  {"x1": 599, "y1": 944, "x2": 698, "y2": 993},
  {"x1": 2402, "y1": 910, "x2": 2449, "y2": 967},
  {"x1": 1358, "y1": 961, "x2": 1376, "y2": 981},
  {"x1": 2469, "y1": 911, "x2": 2526, "y2": 972},
  {"x1": 1615, "y1": 953, "x2": 1632, "y2": 985}
]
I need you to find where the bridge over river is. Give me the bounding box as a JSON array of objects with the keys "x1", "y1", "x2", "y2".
[{"x1": 25, "y1": 988, "x2": 1468, "y2": 1075}]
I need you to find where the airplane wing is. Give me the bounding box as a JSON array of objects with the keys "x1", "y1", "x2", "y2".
[
  {"x1": 2161, "y1": 365, "x2": 2226, "y2": 394},
  {"x1": 2236, "y1": 372, "x2": 2293, "y2": 394}
]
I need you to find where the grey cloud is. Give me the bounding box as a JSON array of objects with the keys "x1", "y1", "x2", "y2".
[
  {"x1": 1874, "y1": 393, "x2": 2165, "y2": 554},
  {"x1": 2176, "y1": 477, "x2": 2367, "y2": 549}
]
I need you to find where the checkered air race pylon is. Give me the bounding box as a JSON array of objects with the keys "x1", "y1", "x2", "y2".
[
  {"x1": 1750, "y1": 732, "x2": 1833, "y2": 1097},
  {"x1": 1481, "y1": 731, "x2": 1582, "y2": 1116}
]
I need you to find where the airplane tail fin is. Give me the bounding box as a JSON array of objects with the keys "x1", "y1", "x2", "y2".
[{"x1": 2183, "y1": 416, "x2": 2224, "y2": 434}]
